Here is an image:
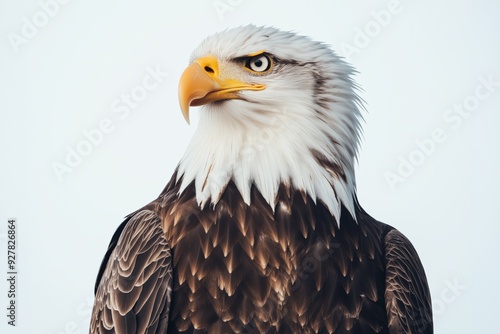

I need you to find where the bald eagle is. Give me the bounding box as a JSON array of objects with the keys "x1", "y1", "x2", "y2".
[{"x1": 90, "y1": 26, "x2": 433, "y2": 333}]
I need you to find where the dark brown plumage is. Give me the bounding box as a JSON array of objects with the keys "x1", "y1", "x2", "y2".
[{"x1": 90, "y1": 172, "x2": 432, "y2": 333}]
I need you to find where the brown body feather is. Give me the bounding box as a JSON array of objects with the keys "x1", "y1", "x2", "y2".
[
  {"x1": 90, "y1": 172, "x2": 432, "y2": 333},
  {"x1": 90, "y1": 211, "x2": 172, "y2": 333}
]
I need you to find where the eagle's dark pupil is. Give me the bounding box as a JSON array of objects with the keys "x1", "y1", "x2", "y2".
[{"x1": 255, "y1": 60, "x2": 262, "y2": 67}]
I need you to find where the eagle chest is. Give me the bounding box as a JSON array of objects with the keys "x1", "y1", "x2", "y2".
[{"x1": 161, "y1": 186, "x2": 388, "y2": 333}]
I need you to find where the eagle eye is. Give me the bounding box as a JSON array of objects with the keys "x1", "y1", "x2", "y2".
[{"x1": 245, "y1": 54, "x2": 272, "y2": 73}]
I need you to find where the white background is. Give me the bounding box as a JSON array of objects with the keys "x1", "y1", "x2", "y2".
[{"x1": 1, "y1": 0, "x2": 499, "y2": 333}]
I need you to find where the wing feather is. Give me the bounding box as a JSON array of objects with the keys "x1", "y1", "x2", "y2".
[
  {"x1": 384, "y1": 228, "x2": 433, "y2": 333},
  {"x1": 90, "y1": 210, "x2": 172, "y2": 334}
]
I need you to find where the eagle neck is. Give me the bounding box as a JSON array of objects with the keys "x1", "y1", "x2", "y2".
[{"x1": 176, "y1": 102, "x2": 358, "y2": 222}]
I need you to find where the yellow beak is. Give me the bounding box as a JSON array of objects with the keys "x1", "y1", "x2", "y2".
[{"x1": 178, "y1": 56, "x2": 266, "y2": 124}]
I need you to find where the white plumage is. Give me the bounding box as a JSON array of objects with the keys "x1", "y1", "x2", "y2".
[{"x1": 177, "y1": 25, "x2": 363, "y2": 220}]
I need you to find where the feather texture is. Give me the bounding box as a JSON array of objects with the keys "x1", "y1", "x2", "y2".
[
  {"x1": 384, "y1": 229, "x2": 433, "y2": 333},
  {"x1": 91, "y1": 173, "x2": 429, "y2": 334},
  {"x1": 90, "y1": 211, "x2": 172, "y2": 333}
]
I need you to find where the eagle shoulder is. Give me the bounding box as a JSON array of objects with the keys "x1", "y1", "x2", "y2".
[
  {"x1": 383, "y1": 227, "x2": 433, "y2": 333},
  {"x1": 90, "y1": 210, "x2": 173, "y2": 333}
]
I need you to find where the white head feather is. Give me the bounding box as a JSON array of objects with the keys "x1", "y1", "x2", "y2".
[{"x1": 177, "y1": 25, "x2": 364, "y2": 222}]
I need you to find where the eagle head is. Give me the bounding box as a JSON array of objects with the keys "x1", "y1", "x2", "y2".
[{"x1": 177, "y1": 25, "x2": 363, "y2": 222}]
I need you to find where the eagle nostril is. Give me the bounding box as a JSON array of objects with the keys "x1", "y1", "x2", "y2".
[{"x1": 204, "y1": 66, "x2": 215, "y2": 74}]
